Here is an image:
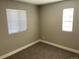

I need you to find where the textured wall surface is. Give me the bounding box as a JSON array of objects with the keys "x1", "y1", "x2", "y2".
[
  {"x1": 40, "y1": 0, "x2": 79, "y2": 50},
  {"x1": 0, "y1": 0, "x2": 39, "y2": 56}
]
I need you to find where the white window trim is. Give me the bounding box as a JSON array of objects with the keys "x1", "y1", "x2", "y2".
[{"x1": 62, "y1": 8, "x2": 74, "y2": 32}]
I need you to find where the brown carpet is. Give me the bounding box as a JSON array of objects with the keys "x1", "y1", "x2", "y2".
[{"x1": 5, "y1": 42, "x2": 79, "y2": 59}]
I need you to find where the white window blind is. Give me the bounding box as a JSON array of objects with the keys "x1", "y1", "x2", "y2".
[
  {"x1": 62, "y1": 8, "x2": 74, "y2": 32},
  {"x1": 6, "y1": 9, "x2": 27, "y2": 34}
]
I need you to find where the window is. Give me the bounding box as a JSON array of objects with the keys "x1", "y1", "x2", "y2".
[
  {"x1": 6, "y1": 9, "x2": 27, "y2": 34},
  {"x1": 62, "y1": 8, "x2": 74, "y2": 32}
]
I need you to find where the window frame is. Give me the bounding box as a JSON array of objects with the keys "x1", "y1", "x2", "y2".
[
  {"x1": 62, "y1": 8, "x2": 74, "y2": 32},
  {"x1": 6, "y1": 9, "x2": 27, "y2": 34}
]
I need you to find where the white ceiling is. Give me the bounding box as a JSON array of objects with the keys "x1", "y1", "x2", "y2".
[{"x1": 16, "y1": 0, "x2": 63, "y2": 5}]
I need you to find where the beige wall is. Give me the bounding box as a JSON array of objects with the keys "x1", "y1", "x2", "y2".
[
  {"x1": 0, "y1": 0, "x2": 39, "y2": 56},
  {"x1": 40, "y1": 0, "x2": 79, "y2": 50},
  {"x1": 1, "y1": 0, "x2": 79, "y2": 56}
]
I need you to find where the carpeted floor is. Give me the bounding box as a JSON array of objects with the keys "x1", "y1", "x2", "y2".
[{"x1": 5, "y1": 42, "x2": 79, "y2": 59}]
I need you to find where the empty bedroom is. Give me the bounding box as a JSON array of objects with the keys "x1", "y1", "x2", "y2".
[{"x1": 0, "y1": 0, "x2": 79, "y2": 59}]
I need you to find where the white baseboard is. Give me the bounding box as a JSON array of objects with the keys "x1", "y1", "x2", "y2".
[
  {"x1": 0, "y1": 39, "x2": 79, "y2": 59},
  {"x1": 0, "y1": 40, "x2": 40, "y2": 59},
  {"x1": 40, "y1": 40, "x2": 79, "y2": 54}
]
